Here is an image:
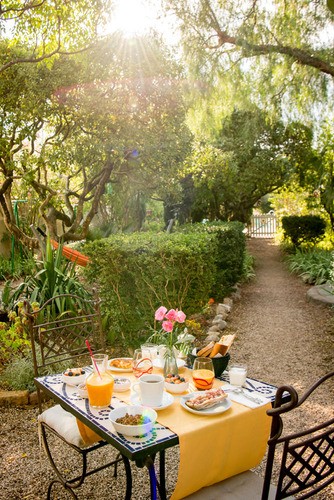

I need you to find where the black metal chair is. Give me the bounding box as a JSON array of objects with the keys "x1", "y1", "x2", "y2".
[
  {"x1": 24, "y1": 293, "x2": 132, "y2": 499},
  {"x1": 184, "y1": 370, "x2": 334, "y2": 499}
]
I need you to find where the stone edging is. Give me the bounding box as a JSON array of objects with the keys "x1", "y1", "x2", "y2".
[
  {"x1": 0, "y1": 389, "x2": 39, "y2": 407},
  {"x1": 307, "y1": 284, "x2": 334, "y2": 306}
]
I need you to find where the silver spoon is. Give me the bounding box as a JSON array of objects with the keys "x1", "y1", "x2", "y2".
[{"x1": 225, "y1": 387, "x2": 264, "y2": 405}]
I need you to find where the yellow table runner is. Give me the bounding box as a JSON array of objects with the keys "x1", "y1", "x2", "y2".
[{"x1": 120, "y1": 368, "x2": 272, "y2": 499}]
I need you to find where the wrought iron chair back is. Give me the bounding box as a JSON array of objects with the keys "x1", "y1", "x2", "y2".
[
  {"x1": 24, "y1": 293, "x2": 132, "y2": 500},
  {"x1": 25, "y1": 293, "x2": 104, "y2": 385},
  {"x1": 263, "y1": 370, "x2": 334, "y2": 499}
]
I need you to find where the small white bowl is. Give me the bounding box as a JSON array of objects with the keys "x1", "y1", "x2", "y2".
[
  {"x1": 61, "y1": 368, "x2": 87, "y2": 386},
  {"x1": 113, "y1": 377, "x2": 131, "y2": 393},
  {"x1": 165, "y1": 379, "x2": 189, "y2": 394},
  {"x1": 109, "y1": 405, "x2": 157, "y2": 437},
  {"x1": 77, "y1": 383, "x2": 88, "y2": 398}
]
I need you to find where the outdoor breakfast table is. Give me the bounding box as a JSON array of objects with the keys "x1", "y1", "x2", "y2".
[{"x1": 35, "y1": 365, "x2": 280, "y2": 499}]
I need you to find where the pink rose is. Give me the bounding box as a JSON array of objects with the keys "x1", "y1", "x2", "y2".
[
  {"x1": 165, "y1": 309, "x2": 177, "y2": 321},
  {"x1": 175, "y1": 310, "x2": 186, "y2": 323},
  {"x1": 155, "y1": 306, "x2": 167, "y2": 321},
  {"x1": 162, "y1": 320, "x2": 174, "y2": 332}
]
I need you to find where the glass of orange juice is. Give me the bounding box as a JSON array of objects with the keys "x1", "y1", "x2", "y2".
[
  {"x1": 86, "y1": 354, "x2": 114, "y2": 408},
  {"x1": 192, "y1": 357, "x2": 215, "y2": 390}
]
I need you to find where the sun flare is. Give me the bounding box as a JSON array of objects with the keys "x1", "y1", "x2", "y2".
[{"x1": 108, "y1": 0, "x2": 157, "y2": 37}]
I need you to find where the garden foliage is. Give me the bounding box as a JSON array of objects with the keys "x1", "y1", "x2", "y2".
[
  {"x1": 0, "y1": 309, "x2": 31, "y2": 364},
  {"x1": 7, "y1": 237, "x2": 93, "y2": 314},
  {"x1": 83, "y1": 222, "x2": 245, "y2": 346},
  {"x1": 286, "y1": 249, "x2": 333, "y2": 285},
  {"x1": 281, "y1": 215, "x2": 327, "y2": 247}
]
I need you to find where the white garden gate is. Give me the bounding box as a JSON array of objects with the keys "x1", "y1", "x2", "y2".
[{"x1": 247, "y1": 214, "x2": 277, "y2": 238}]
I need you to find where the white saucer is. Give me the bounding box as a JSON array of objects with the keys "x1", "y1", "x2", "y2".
[{"x1": 130, "y1": 391, "x2": 174, "y2": 410}]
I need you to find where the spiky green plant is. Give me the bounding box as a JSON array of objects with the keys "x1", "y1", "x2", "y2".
[
  {"x1": 7, "y1": 237, "x2": 93, "y2": 314},
  {"x1": 286, "y1": 249, "x2": 332, "y2": 284}
]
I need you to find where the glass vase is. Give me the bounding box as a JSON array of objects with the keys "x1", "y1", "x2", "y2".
[{"x1": 163, "y1": 347, "x2": 179, "y2": 377}]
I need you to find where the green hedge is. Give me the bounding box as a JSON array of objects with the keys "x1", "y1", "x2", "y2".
[
  {"x1": 281, "y1": 215, "x2": 326, "y2": 247},
  {"x1": 83, "y1": 223, "x2": 245, "y2": 347},
  {"x1": 179, "y1": 221, "x2": 246, "y2": 297}
]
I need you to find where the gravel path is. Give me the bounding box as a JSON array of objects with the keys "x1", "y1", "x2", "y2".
[{"x1": 0, "y1": 238, "x2": 333, "y2": 499}]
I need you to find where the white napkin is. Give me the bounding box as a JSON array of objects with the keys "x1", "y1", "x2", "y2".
[{"x1": 222, "y1": 384, "x2": 269, "y2": 409}]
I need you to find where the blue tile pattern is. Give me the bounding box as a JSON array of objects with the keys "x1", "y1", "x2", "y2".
[
  {"x1": 37, "y1": 368, "x2": 283, "y2": 456},
  {"x1": 36, "y1": 370, "x2": 177, "y2": 454}
]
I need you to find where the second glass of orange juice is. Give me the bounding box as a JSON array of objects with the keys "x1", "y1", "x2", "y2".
[
  {"x1": 86, "y1": 354, "x2": 114, "y2": 408},
  {"x1": 192, "y1": 357, "x2": 215, "y2": 390}
]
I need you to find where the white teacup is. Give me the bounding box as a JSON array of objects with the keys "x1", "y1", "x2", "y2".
[{"x1": 133, "y1": 374, "x2": 165, "y2": 407}]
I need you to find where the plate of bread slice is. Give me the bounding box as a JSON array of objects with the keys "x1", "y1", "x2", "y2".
[{"x1": 181, "y1": 388, "x2": 231, "y2": 415}]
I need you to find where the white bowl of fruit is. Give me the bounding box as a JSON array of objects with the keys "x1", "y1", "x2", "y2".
[
  {"x1": 164, "y1": 374, "x2": 189, "y2": 394},
  {"x1": 61, "y1": 367, "x2": 87, "y2": 386}
]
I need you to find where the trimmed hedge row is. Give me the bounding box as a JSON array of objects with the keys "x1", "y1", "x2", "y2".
[
  {"x1": 83, "y1": 223, "x2": 245, "y2": 347},
  {"x1": 281, "y1": 215, "x2": 326, "y2": 247}
]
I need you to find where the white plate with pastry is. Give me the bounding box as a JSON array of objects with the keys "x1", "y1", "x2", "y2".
[
  {"x1": 180, "y1": 389, "x2": 232, "y2": 416},
  {"x1": 108, "y1": 358, "x2": 133, "y2": 372}
]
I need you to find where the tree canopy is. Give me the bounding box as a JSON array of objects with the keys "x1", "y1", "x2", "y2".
[
  {"x1": 181, "y1": 109, "x2": 315, "y2": 223},
  {"x1": 0, "y1": 33, "x2": 191, "y2": 244},
  {"x1": 0, "y1": 0, "x2": 113, "y2": 74},
  {"x1": 1, "y1": 0, "x2": 334, "y2": 245},
  {"x1": 163, "y1": 0, "x2": 334, "y2": 125}
]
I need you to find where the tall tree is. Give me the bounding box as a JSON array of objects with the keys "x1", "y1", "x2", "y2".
[
  {"x1": 182, "y1": 109, "x2": 315, "y2": 223},
  {"x1": 0, "y1": 0, "x2": 113, "y2": 74},
  {"x1": 296, "y1": 121, "x2": 334, "y2": 229},
  {"x1": 163, "y1": 0, "x2": 334, "y2": 122},
  {"x1": 0, "y1": 34, "x2": 191, "y2": 244}
]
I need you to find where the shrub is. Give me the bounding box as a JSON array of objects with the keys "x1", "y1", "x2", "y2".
[
  {"x1": 84, "y1": 231, "x2": 217, "y2": 347},
  {"x1": 0, "y1": 254, "x2": 35, "y2": 281},
  {"x1": 83, "y1": 223, "x2": 246, "y2": 348},
  {"x1": 0, "y1": 356, "x2": 36, "y2": 391},
  {"x1": 242, "y1": 251, "x2": 256, "y2": 282},
  {"x1": 0, "y1": 352, "x2": 69, "y2": 391},
  {"x1": 179, "y1": 221, "x2": 246, "y2": 296},
  {"x1": 0, "y1": 308, "x2": 31, "y2": 364},
  {"x1": 281, "y1": 215, "x2": 326, "y2": 247}
]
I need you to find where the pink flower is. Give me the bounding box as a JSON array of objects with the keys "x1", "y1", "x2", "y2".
[
  {"x1": 155, "y1": 306, "x2": 167, "y2": 321},
  {"x1": 165, "y1": 309, "x2": 177, "y2": 321},
  {"x1": 162, "y1": 320, "x2": 174, "y2": 332},
  {"x1": 175, "y1": 310, "x2": 186, "y2": 323}
]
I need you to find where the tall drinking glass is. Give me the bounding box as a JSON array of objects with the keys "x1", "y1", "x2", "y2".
[
  {"x1": 141, "y1": 343, "x2": 158, "y2": 360},
  {"x1": 86, "y1": 354, "x2": 114, "y2": 408},
  {"x1": 132, "y1": 349, "x2": 153, "y2": 378},
  {"x1": 229, "y1": 364, "x2": 247, "y2": 387},
  {"x1": 192, "y1": 357, "x2": 215, "y2": 390}
]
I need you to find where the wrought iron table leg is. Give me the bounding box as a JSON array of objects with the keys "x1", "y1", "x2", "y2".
[
  {"x1": 144, "y1": 453, "x2": 167, "y2": 500},
  {"x1": 122, "y1": 455, "x2": 132, "y2": 500},
  {"x1": 158, "y1": 450, "x2": 167, "y2": 500},
  {"x1": 147, "y1": 457, "x2": 158, "y2": 500}
]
